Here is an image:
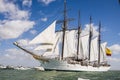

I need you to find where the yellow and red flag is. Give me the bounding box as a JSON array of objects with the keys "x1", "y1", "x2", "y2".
[{"x1": 105, "y1": 48, "x2": 112, "y2": 56}]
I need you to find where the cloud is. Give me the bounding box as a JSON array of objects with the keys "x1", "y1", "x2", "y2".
[
  {"x1": 39, "y1": 10, "x2": 45, "y2": 16},
  {"x1": 16, "y1": 39, "x2": 38, "y2": 50},
  {"x1": 39, "y1": 11, "x2": 48, "y2": 22},
  {"x1": 82, "y1": 23, "x2": 99, "y2": 37},
  {"x1": 0, "y1": 48, "x2": 39, "y2": 67},
  {"x1": 38, "y1": 0, "x2": 55, "y2": 5},
  {"x1": 22, "y1": 0, "x2": 32, "y2": 7},
  {"x1": 0, "y1": 0, "x2": 35, "y2": 40},
  {"x1": 109, "y1": 44, "x2": 120, "y2": 54},
  {"x1": 17, "y1": 39, "x2": 30, "y2": 46},
  {"x1": 107, "y1": 57, "x2": 120, "y2": 70},
  {"x1": 30, "y1": 30, "x2": 37, "y2": 35},
  {"x1": 108, "y1": 57, "x2": 120, "y2": 62},
  {"x1": 0, "y1": 0, "x2": 29, "y2": 20},
  {"x1": 41, "y1": 17, "x2": 48, "y2": 22},
  {"x1": 0, "y1": 20, "x2": 35, "y2": 39}
]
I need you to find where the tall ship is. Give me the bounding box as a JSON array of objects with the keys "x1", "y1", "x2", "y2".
[{"x1": 14, "y1": 0, "x2": 112, "y2": 71}]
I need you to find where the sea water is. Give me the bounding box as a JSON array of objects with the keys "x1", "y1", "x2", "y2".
[{"x1": 0, "y1": 69, "x2": 120, "y2": 80}]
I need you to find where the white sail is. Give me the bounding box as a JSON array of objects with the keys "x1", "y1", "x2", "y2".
[
  {"x1": 81, "y1": 35, "x2": 89, "y2": 59},
  {"x1": 76, "y1": 32, "x2": 87, "y2": 60},
  {"x1": 28, "y1": 21, "x2": 57, "y2": 58},
  {"x1": 63, "y1": 30, "x2": 77, "y2": 58},
  {"x1": 29, "y1": 21, "x2": 56, "y2": 45},
  {"x1": 90, "y1": 37, "x2": 98, "y2": 62},
  {"x1": 34, "y1": 45, "x2": 53, "y2": 51},
  {"x1": 41, "y1": 31, "x2": 62, "y2": 58},
  {"x1": 52, "y1": 33, "x2": 61, "y2": 56},
  {"x1": 77, "y1": 37, "x2": 84, "y2": 59},
  {"x1": 100, "y1": 42, "x2": 107, "y2": 63}
]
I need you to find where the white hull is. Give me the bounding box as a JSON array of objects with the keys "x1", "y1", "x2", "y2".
[
  {"x1": 40, "y1": 59, "x2": 110, "y2": 72},
  {"x1": 14, "y1": 67, "x2": 31, "y2": 70},
  {"x1": 34, "y1": 66, "x2": 45, "y2": 71}
]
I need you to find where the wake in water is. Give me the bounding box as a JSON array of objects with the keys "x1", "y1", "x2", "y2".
[{"x1": 78, "y1": 78, "x2": 90, "y2": 80}]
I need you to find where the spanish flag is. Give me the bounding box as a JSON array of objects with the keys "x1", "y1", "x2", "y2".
[{"x1": 105, "y1": 48, "x2": 112, "y2": 56}]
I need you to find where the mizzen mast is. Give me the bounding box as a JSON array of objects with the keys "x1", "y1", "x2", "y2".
[{"x1": 98, "y1": 21, "x2": 101, "y2": 65}]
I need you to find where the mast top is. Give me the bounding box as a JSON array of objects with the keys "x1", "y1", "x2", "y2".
[
  {"x1": 90, "y1": 16, "x2": 92, "y2": 25},
  {"x1": 78, "y1": 10, "x2": 81, "y2": 28},
  {"x1": 89, "y1": 16, "x2": 93, "y2": 34},
  {"x1": 64, "y1": 0, "x2": 66, "y2": 3},
  {"x1": 99, "y1": 21, "x2": 101, "y2": 28}
]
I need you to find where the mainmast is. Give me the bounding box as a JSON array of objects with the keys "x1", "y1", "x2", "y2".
[
  {"x1": 77, "y1": 10, "x2": 81, "y2": 60},
  {"x1": 88, "y1": 16, "x2": 92, "y2": 61},
  {"x1": 98, "y1": 21, "x2": 101, "y2": 65},
  {"x1": 61, "y1": 0, "x2": 67, "y2": 60}
]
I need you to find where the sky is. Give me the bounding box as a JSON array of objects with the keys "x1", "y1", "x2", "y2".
[{"x1": 0, "y1": 0, "x2": 120, "y2": 70}]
